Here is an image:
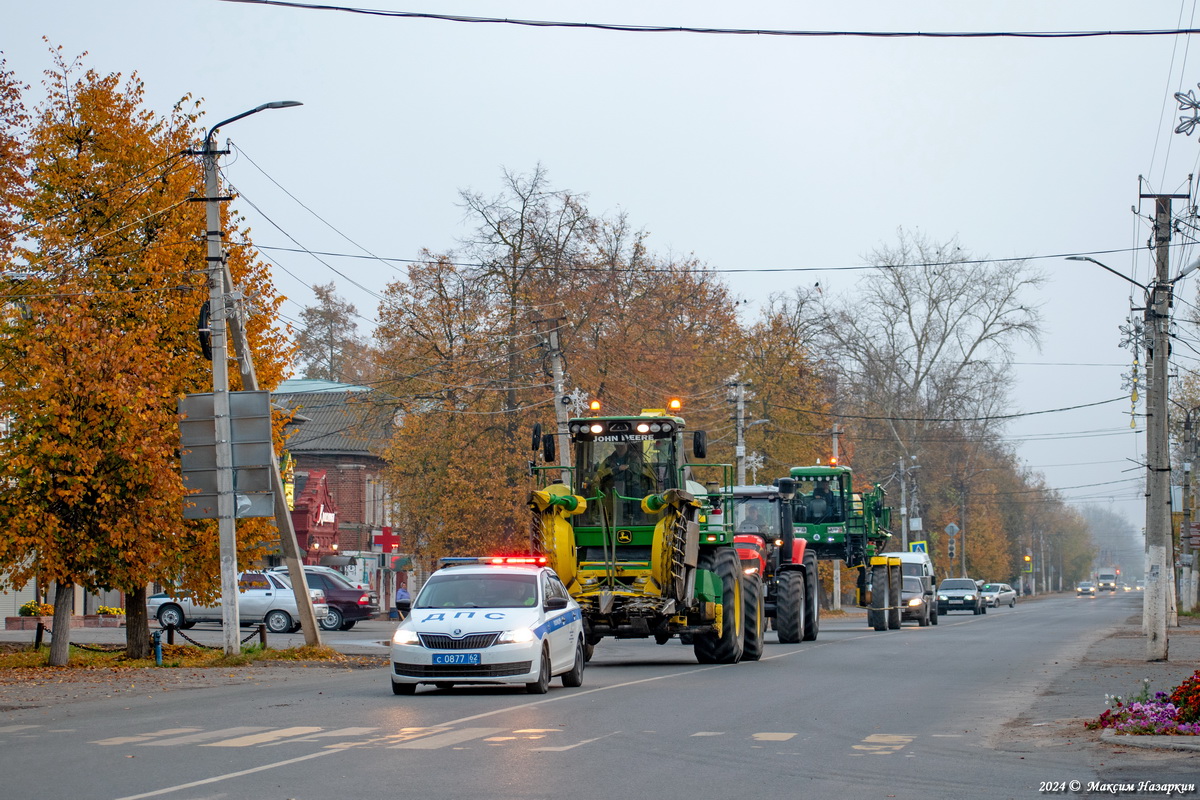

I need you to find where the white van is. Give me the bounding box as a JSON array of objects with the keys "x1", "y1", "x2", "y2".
[{"x1": 886, "y1": 551, "x2": 938, "y2": 625}]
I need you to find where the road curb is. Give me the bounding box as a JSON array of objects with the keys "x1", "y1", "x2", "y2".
[{"x1": 1100, "y1": 728, "x2": 1200, "y2": 752}]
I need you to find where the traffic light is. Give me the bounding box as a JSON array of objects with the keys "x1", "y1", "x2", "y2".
[
  {"x1": 1023, "y1": 554, "x2": 1033, "y2": 573},
  {"x1": 948, "y1": 541, "x2": 956, "y2": 560}
]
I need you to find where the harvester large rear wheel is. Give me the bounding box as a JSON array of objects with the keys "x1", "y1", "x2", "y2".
[
  {"x1": 887, "y1": 564, "x2": 902, "y2": 630},
  {"x1": 775, "y1": 570, "x2": 805, "y2": 644},
  {"x1": 869, "y1": 563, "x2": 888, "y2": 632},
  {"x1": 693, "y1": 548, "x2": 744, "y2": 664},
  {"x1": 742, "y1": 573, "x2": 765, "y2": 661},
  {"x1": 802, "y1": 557, "x2": 820, "y2": 641}
]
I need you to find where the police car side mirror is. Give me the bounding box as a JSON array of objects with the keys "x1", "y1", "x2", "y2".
[
  {"x1": 544, "y1": 596, "x2": 569, "y2": 611},
  {"x1": 397, "y1": 599, "x2": 411, "y2": 613}
]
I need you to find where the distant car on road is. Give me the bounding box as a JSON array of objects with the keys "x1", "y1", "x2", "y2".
[
  {"x1": 1076, "y1": 582, "x2": 1097, "y2": 597},
  {"x1": 901, "y1": 576, "x2": 931, "y2": 626},
  {"x1": 147, "y1": 572, "x2": 328, "y2": 633},
  {"x1": 980, "y1": 583, "x2": 1017, "y2": 608},
  {"x1": 937, "y1": 578, "x2": 985, "y2": 615}
]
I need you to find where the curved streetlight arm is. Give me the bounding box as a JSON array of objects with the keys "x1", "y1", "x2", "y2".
[
  {"x1": 205, "y1": 100, "x2": 303, "y2": 147},
  {"x1": 1065, "y1": 256, "x2": 1148, "y2": 292}
]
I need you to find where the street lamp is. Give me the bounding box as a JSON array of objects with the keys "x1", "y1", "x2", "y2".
[{"x1": 202, "y1": 101, "x2": 301, "y2": 656}]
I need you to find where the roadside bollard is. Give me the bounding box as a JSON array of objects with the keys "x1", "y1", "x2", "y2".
[
  {"x1": 258, "y1": 623, "x2": 267, "y2": 648},
  {"x1": 166, "y1": 624, "x2": 175, "y2": 645},
  {"x1": 152, "y1": 630, "x2": 162, "y2": 667}
]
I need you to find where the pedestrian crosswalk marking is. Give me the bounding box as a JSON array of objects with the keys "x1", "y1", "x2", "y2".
[
  {"x1": 265, "y1": 727, "x2": 378, "y2": 745},
  {"x1": 93, "y1": 728, "x2": 202, "y2": 746},
  {"x1": 390, "y1": 727, "x2": 507, "y2": 749},
  {"x1": 851, "y1": 733, "x2": 915, "y2": 755},
  {"x1": 201, "y1": 727, "x2": 322, "y2": 747},
  {"x1": 140, "y1": 727, "x2": 267, "y2": 746}
]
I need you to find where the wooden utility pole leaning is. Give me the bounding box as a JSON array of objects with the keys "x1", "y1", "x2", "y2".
[{"x1": 534, "y1": 318, "x2": 572, "y2": 486}]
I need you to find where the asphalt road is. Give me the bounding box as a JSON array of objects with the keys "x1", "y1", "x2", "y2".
[{"x1": 2, "y1": 591, "x2": 1198, "y2": 800}]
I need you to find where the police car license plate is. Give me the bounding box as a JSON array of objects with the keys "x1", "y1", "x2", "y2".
[{"x1": 433, "y1": 653, "x2": 481, "y2": 665}]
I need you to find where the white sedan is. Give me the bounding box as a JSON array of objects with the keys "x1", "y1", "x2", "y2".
[
  {"x1": 391, "y1": 557, "x2": 585, "y2": 695},
  {"x1": 147, "y1": 571, "x2": 328, "y2": 633},
  {"x1": 980, "y1": 582, "x2": 1017, "y2": 608}
]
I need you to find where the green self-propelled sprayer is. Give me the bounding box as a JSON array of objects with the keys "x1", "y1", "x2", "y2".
[{"x1": 528, "y1": 400, "x2": 761, "y2": 664}]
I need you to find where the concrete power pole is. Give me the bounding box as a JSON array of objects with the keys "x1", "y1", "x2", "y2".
[
  {"x1": 1144, "y1": 192, "x2": 1178, "y2": 661},
  {"x1": 735, "y1": 381, "x2": 747, "y2": 485},
  {"x1": 832, "y1": 425, "x2": 841, "y2": 610},
  {"x1": 202, "y1": 134, "x2": 240, "y2": 656},
  {"x1": 537, "y1": 319, "x2": 572, "y2": 486},
  {"x1": 1181, "y1": 417, "x2": 1194, "y2": 614}
]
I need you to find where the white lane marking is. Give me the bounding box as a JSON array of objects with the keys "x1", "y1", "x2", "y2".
[
  {"x1": 92, "y1": 728, "x2": 201, "y2": 746},
  {"x1": 112, "y1": 749, "x2": 340, "y2": 800},
  {"x1": 201, "y1": 726, "x2": 323, "y2": 747},
  {"x1": 752, "y1": 732, "x2": 797, "y2": 741},
  {"x1": 530, "y1": 731, "x2": 621, "y2": 752},
  {"x1": 0, "y1": 725, "x2": 41, "y2": 733},
  {"x1": 691, "y1": 731, "x2": 724, "y2": 737},
  {"x1": 139, "y1": 727, "x2": 268, "y2": 746},
  {"x1": 389, "y1": 727, "x2": 506, "y2": 749}
]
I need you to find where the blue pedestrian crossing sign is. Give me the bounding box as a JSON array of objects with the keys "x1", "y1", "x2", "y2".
[{"x1": 910, "y1": 541, "x2": 928, "y2": 553}]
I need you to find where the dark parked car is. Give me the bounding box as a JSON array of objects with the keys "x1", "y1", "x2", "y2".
[
  {"x1": 937, "y1": 578, "x2": 985, "y2": 615},
  {"x1": 271, "y1": 565, "x2": 379, "y2": 631}
]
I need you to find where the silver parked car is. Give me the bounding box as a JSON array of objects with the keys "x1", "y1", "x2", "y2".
[
  {"x1": 980, "y1": 582, "x2": 1017, "y2": 608},
  {"x1": 146, "y1": 571, "x2": 328, "y2": 633}
]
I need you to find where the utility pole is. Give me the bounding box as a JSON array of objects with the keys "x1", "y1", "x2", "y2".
[
  {"x1": 535, "y1": 318, "x2": 572, "y2": 485},
  {"x1": 199, "y1": 102, "x2": 307, "y2": 655},
  {"x1": 1181, "y1": 415, "x2": 1195, "y2": 614},
  {"x1": 899, "y1": 463, "x2": 909, "y2": 552},
  {"x1": 1143, "y1": 192, "x2": 1178, "y2": 661},
  {"x1": 202, "y1": 131, "x2": 240, "y2": 656},
  {"x1": 734, "y1": 381, "x2": 747, "y2": 485},
  {"x1": 832, "y1": 425, "x2": 841, "y2": 610}
]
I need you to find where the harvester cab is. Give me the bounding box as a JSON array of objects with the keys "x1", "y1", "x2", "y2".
[{"x1": 528, "y1": 400, "x2": 756, "y2": 665}]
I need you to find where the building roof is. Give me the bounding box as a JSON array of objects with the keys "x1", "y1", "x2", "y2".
[{"x1": 274, "y1": 380, "x2": 391, "y2": 457}]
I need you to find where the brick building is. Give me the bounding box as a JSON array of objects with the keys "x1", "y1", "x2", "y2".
[{"x1": 273, "y1": 379, "x2": 393, "y2": 564}]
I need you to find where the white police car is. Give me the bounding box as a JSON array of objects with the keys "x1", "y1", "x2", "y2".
[{"x1": 390, "y1": 556, "x2": 585, "y2": 695}]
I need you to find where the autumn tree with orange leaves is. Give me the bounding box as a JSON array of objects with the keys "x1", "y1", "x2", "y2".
[{"x1": 0, "y1": 50, "x2": 292, "y2": 662}]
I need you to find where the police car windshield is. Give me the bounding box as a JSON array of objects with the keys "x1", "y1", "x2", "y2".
[{"x1": 415, "y1": 573, "x2": 539, "y2": 609}]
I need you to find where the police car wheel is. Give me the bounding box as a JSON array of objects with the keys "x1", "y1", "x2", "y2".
[
  {"x1": 562, "y1": 639, "x2": 585, "y2": 688},
  {"x1": 392, "y1": 681, "x2": 416, "y2": 696},
  {"x1": 526, "y1": 645, "x2": 551, "y2": 694}
]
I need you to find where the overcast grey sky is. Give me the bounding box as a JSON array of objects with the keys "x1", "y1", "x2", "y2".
[{"x1": 9, "y1": 1, "x2": 1200, "y2": 530}]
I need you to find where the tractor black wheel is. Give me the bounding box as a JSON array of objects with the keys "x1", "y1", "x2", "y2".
[
  {"x1": 775, "y1": 570, "x2": 805, "y2": 644},
  {"x1": 802, "y1": 559, "x2": 820, "y2": 641},
  {"x1": 693, "y1": 547, "x2": 745, "y2": 664},
  {"x1": 869, "y1": 563, "x2": 889, "y2": 631},
  {"x1": 887, "y1": 566, "x2": 902, "y2": 630},
  {"x1": 742, "y1": 574, "x2": 765, "y2": 661}
]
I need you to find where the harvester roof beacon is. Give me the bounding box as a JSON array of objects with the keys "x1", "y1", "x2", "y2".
[{"x1": 529, "y1": 399, "x2": 762, "y2": 665}]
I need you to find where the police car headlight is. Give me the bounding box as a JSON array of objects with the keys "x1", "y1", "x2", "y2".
[
  {"x1": 393, "y1": 628, "x2": 419, "y2": 645},
  {"x1": 497, "y1": 628, "x2": 536, "y2": 644}
]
